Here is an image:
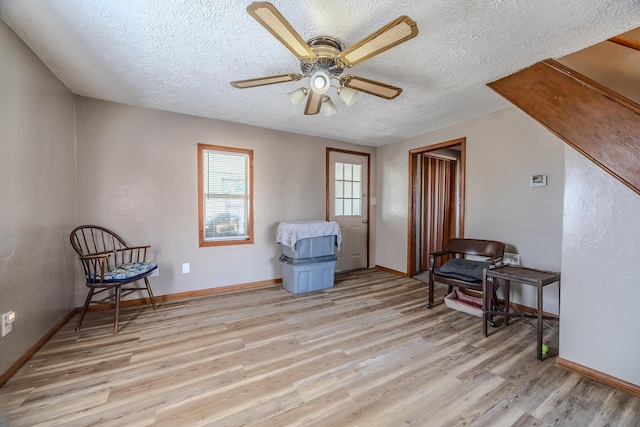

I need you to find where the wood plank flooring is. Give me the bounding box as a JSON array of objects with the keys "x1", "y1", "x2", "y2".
[{"x1": 1, "y1": 269, "x2": 639, "y2": 426}]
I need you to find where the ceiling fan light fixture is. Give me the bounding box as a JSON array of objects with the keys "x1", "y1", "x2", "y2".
[
  {"x1": 287, "y1": 87, "x2": 308, "y2": 106},
  {"x1": 232, "y1": 3, "x2": 419, "y2": 117},
  {"x1": 337, "y1": 86, "x2": 358, "y2": 107},
  {"x1": 310, "y1": 70, "x2": 330, "y2": 94},
  {"x1": 322, "y1": 96, "x2": 338, "y2": 117}
]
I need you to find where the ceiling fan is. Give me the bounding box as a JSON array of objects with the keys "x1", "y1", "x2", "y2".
[{"x1": 230, "y1": 2, "x2": 419, "y2": 116}]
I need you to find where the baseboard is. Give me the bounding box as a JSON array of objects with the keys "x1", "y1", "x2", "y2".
[
  {"x1": 0, "y1": 308, "x2": 77, "y2": 388},
  {"x1": 556, "y1": 357, "x2": 640, "y2": 397},
  {"x1": 84, "y1": 278, "x2": 283, "y2": 311},
  {"x1": 375, "y1": 265, "x2": 407, "y2": 277}
]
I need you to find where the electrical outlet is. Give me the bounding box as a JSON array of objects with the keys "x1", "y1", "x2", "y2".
[
  {"x1": 2, "y1": 311, "x2": 15, "y2": 337},
  {"x1": 182, "y1": 263, "x2": 190, "y2": 274}
]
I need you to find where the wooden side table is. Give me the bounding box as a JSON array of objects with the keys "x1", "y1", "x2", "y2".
[{"x1": 482, "y1": 264, "x2": 560, "y2": 360}]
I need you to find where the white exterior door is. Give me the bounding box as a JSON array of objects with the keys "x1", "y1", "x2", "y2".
[{"x1": 328, "y1": 150, "x2": 369, "y2": 271}]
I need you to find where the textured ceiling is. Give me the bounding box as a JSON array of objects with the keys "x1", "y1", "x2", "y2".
[{"x1": 1, "y1": 1, "x2": 639, "y2": 146}]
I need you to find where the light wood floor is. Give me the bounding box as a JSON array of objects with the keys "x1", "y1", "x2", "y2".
[{"x1": 1, "y1": 269, "x2": 639, "y2": 426}]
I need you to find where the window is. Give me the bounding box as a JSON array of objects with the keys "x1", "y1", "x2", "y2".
[
  {"x1": 334, "y1": 161, "x2": 362, "y2": 216},
  {"x1": 198, "y1": 144, "x2": 253, "y2": 246}
]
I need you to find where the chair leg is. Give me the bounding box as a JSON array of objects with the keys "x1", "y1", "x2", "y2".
[
  {"x1": 144, "y1": 277, "x2": 157, "y2": 310},
  {"x1": 113, "y1": 286, "x2": 121, "y2": 335},
  {"x1": 427, "y1": 279, "x2": 435, "y2": 308},
  {"x1": 76, "y1": 288, "x2": 94, "y2": 331}
]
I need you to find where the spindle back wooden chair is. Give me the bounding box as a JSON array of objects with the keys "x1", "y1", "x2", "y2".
[{"x1": 70, "y1": 225, "x2": 158, "y2": 334}]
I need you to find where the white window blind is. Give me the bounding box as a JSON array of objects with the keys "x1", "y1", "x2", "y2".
[{"x1": 201, "y1": 147, "x2": 250, "y2": 242}]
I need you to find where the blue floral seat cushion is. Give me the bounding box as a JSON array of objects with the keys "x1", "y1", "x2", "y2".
[{"x1": 88, "y1": 262, "x2": 158, "y2": 283}]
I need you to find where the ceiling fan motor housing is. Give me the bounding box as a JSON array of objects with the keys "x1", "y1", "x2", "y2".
[{"x1": 301, "y1": 36, "x2": 345, "y2": 78}]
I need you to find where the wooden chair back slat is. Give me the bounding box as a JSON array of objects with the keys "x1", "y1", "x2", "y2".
[{"x1": 71, "y1": 225, "x2": 129, "y2": 272}]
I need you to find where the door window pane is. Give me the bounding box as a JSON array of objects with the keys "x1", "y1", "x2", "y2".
[
  {"x1": 344, "y1": 199, "x2": 353, "y2": 216},
  {"x1": 353, "y1": 164, "x2": 362, "y2": 182},
  {"x1": 334, "y1": 161, "x2": 362, "y2": 217},
  {"x1": 353, "y1": 200, "x2": 361, "y2": 216},
  {"x1": 344, "y1": 181, "x2": 353, "y2": 198},
  {"x1": 344, "y1": 164, "x2": 353, "y2": 181}
]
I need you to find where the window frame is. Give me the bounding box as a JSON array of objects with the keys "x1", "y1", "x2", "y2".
[{"x1": 198, "y1": 143, "x2": 254, "y2": 247}]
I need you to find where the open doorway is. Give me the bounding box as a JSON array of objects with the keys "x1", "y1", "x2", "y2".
[{"x1": 407, "y1": 138, "x2": 466, "y2": 277}]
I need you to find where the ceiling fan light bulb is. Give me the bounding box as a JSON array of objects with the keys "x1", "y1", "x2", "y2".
[
  {"x1": 338, "y1": 86, "x2": 358, "y2": 107},
  {"x1": 287, "y1": 87, "x2": 308, "y2": 106},
  {"x1": 310, "y1": 71, "x2": 330, "y2": 94}
]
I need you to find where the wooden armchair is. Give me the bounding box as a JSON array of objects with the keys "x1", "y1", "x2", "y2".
[
  {"x1": 427, "y1": 238, "x2": 505, "y2": 310},
  {"x1": 70, "y1": 225, "x2": 158, "y2": 334}
]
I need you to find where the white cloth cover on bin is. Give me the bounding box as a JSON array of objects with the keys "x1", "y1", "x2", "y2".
[{"x1": 276, "y1": 220, "x2": 342, "y2": 251}]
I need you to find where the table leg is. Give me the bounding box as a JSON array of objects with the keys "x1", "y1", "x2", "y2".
[
  {"x1": 537, "y1": 279, "x2": 543, "y2": 360},
  {"x1": 482, "y1": 269, "x2": 488, "y2": 337},
  {"x1": 504, "y1": 280, "x2": 510, "y2": 326}
]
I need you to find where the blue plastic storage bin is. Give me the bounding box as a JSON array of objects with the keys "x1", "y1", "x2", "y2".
[
  {"x1": 281, "y1": 235, "x2": 336, "y2": 259},
  {"x1": 280, "y1": 255, "x2": 337, "y2": 294}
]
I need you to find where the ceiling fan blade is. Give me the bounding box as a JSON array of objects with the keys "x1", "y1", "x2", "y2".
[
  {"x1": 246, "y1": 2, "x2": 316, "y2": 61},
  {"x1": 230, "y1": 73, "x2": 303, "y2": 89},
  {"x1": 341, "y1": 75, "x2": 403, "y2": 99},
  {"x1": 304, "y1": 91, "x2": 323, "y2": 115},
  {"x1": 337, "y1": 16, "x2": 418, "y2": 68}
]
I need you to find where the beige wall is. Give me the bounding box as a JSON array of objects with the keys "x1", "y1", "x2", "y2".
[
  {"x1": 0, "y1": 21, "x2": 76, "y2": 374},
  {"x1": 376, "y1": 107, "x2": 565, "y2": 313},
  {"x1": 561, "y1": 147, "x2": 640, "y2": 386},
  {"x1": 555, "y1": 30, "x2": 640, "y2": 386},
  {"x1": 74, "y1": 97, "x2": 376, "y2": 303}
]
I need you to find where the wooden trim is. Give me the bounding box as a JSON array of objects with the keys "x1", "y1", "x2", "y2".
[
  {"x1": 557, "y1": 357, "x2": 640, "y2": 398},
  {"x1": 374, "y1": 265, "x2": 407, "y2": 277},
  {"x1": 407, "y1": 138, "x2": 466, "y2": 277},
  {"x1": 488, "y1": 60, "x2": 640, "y2": 197},
  {"x1": 608, "y1": 36, "x2": 640, "y2": 52},
  {"x1": 326, "y1": 147, "x2": 372, "y2": 269},
  {"x1": 0, "y1": 309, "x2": 77, "y2": 388},
  {"x1": 197, "y1": 143, "x2": 255, "y2": 247},
  {"x1": 544, "y1": 59, "x2": 640, "y2": 115}
]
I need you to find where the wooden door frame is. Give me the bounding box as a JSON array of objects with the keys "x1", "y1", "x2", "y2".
[
  {"x1": 407, "y1": 138, "x2": 466, "y2": 277},
  {"x1": 326, "y1": 147, "x2": 371, "y2": 269}
]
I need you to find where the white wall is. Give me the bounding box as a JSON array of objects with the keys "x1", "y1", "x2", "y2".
[
  {"x1": 376, "y1": 107, "x2": 564, "y2": 313},
  {"x1": 74, "y1": 97, "x2": 376, "y2": 302},
  {"x1": 0, "y1": 21, "x2": 76, "y2": 374},
  {"x1": 561, "y1": 146, "x2": 640, "y2": 386}
]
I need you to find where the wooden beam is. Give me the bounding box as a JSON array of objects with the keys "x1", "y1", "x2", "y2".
[{"x1": 488, "y1": 60, "x2": 640, "y2": 196}]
